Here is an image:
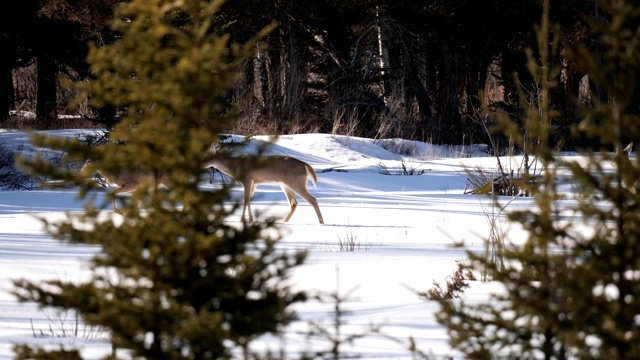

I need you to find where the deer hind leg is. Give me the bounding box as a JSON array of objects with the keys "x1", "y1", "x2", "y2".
[
  {"x1": 288, "y1": 183, "x2": 324, "y2": 224},
  {"x1": 241, "y1": 182, "x2": 257, "y2": 222},
  {"x1": 281, "y1": 185, "x2": 299, "y2": 222}
]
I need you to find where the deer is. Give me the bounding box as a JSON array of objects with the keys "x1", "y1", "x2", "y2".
[
  {"x1": 614, "y1": 142, "x2": 637, "y2": 194},
  {"x1": 82, "y1": 159, "x2": 165, "y2": 214},
  {"x1": 207, "y1": 153, "x2": 325, "y2": 224}
]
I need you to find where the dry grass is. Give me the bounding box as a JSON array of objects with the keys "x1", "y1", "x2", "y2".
[
  {"x1": 4, "y1": 112, "x2": 102, "y2": 131},
  {"x1": 421, "y1": 261, "x2": 477, "y2": 301}
]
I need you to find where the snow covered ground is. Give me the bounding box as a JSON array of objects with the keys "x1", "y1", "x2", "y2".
[{"x1": 0, "y1": 129, "x2": 589, "y2": 359}]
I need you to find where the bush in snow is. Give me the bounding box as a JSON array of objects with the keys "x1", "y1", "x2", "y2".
[{"x1": 0, "y1": 143, "x2": 36, "y2": 190}]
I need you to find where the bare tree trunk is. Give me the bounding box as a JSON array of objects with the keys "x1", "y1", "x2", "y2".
[
  {"x1": 261, "y1": 22, "x2": 304, "y2": 133},
  {"x1": 96, "y1": 104, "x2": 118, "y2": 128},
  {"x1": 252, "y1": 48, "x2": 266, "y2": 108},
  {"x1": 464, "y1": 59, "x2": 489, "y2": 143},
  {"x1": 0, "y1": 60, "x2": 13, "y2": 123},
  {"x1": 433, "y1": 43, "x2": 461, "y2": 143},
  {"x1": 36, "y1": 54, "x2": 57, "y2": 128},
  {"x1": 375, "y1": 6, "x2": 387, "y2": 107}
]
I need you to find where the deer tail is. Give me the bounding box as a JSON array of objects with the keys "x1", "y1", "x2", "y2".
[{"x1": 305, "y1": 162, "x2": 318, "y2": 187}]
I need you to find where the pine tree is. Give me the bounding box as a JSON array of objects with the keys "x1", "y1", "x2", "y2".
[
  {"x1": 13, "y1": 0, "x2": 305, "y2": 359},
  {"x1": 436, "y1": 0, "x2": 640, "y2": 359}
]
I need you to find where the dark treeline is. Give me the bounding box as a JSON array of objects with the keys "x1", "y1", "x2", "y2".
[
  {"x1": 0, "y1": 0, "x2": 120, "y2": 126},
  {"x1": 0, "y1": 0, "x2": 623, "y2": 146}
]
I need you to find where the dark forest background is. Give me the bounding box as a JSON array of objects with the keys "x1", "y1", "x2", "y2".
[{"x1": 0, "y1": 0, "x2": 629, "y2": 147}]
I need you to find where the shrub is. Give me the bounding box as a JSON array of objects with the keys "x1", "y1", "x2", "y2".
[
  {"x1": 421, "y1": 261, "x2": 476, "y2": 301},
  {"x1": 0, "y1": 143, "x2": 36, "y2": 190}
]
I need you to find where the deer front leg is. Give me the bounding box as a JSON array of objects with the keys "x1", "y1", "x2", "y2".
[
  {"x1": 112, "y1": 196, "x2": 123, "y2": 215},
  {"x1": 111, "y1": 187, "x2": 125, "y2": 215}
]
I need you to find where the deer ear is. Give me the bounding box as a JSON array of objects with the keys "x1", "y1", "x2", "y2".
[{"x1": 624, "y1": 142, "x2": 634, "y2": 153}]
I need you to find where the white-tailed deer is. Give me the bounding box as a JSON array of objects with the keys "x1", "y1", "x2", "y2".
[
  {"x1": 207, "y1": 154, "x2": 324, "y2": 224},
  {"x1": 82, "y1": 160, "x2": 164, "y2": 214},
  {"x1": 614, "y1": 142, "x2": 637, "y2": 194}
]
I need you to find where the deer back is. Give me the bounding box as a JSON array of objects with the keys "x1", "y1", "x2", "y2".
[
  {"x1": 211, "y1": 155, "x2": 312, "y2": 185},
  {"x1": 83, "y1": 159, "x2": 161, "y2": 188}
]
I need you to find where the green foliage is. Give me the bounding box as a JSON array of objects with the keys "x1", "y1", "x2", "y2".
[
  {"x1": 437, "y1": 1, "x2": 640, "y2": 359},
  {"x1": 13, "y1": 0, "x2": 305, "y2": 359}
]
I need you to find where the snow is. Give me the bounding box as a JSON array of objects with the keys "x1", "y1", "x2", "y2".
[{"x1": 0, "y1": 130, "x2": 587, "y2": 359}]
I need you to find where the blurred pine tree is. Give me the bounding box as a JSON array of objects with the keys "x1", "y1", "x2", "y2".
[
  {"x1": 14, "y1": 0, "x2": 305, "y2": 359},
  {"x1": 436, "y1": 1, "x2": 640, "y2": 358}
]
